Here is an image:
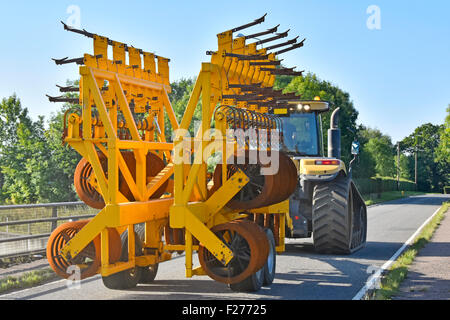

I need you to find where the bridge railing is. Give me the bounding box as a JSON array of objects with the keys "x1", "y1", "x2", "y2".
[{"x1": 0, "y1": 202, "x2": 97, "y2": 259}]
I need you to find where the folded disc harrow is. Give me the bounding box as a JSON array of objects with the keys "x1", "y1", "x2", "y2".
[{"x1": 46, "y1": 14, "x2": 304, "y2": 292}]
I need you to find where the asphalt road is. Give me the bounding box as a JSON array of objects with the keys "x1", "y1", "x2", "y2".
[{"x1": 1, "y1": 194, "x2": 449, "y2": 301}]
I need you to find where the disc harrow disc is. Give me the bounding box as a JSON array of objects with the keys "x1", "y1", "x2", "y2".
[
  {"x1": 74, "y1": 151, "x2": 169, "y2": 209},
  {"x1": 74, "y1": 155, "x2": 107, "y2": 210},
  {"x1": 212, "y1": 151, "x2": 298, "y2": 210},
  {"x1": 46, "y1": 220, "x2": 122, "y2": 280}
]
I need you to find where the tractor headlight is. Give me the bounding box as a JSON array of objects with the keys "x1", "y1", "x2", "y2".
[
  {"x1": 303, "y1": 104, "x2": 311, "y2": 112},
  {"x1": 297, "y1": 104, "x2": 303, "y2": 111}
]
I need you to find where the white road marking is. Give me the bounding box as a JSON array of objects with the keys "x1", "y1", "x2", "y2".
[{"x1": 352, "y1": 206, "x2": 442, "y2": 300}]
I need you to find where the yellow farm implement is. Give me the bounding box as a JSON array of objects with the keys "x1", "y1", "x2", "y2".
[{"x1": 46, "y1": 14, "x2": 306, "y2": 292}]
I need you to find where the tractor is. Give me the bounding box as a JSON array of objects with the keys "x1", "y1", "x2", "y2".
[{"x1": 275, "y1": 100, "x2": 367, "y2": 254}]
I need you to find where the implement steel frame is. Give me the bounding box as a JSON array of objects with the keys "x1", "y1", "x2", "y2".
[{"x1": 58, "y1": 22, "x2": 289, "y2": 280}]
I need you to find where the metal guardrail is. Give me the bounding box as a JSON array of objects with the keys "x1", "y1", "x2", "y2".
[{"x1": 0, "y1": 202, "x2": 96, "y2": 259}]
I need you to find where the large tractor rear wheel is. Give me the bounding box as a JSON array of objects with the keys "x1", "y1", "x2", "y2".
[{"x1": 312, "y1": 175, "x2": 367, "y2": 254}]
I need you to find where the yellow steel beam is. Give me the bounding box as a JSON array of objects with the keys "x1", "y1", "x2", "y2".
[
  {"x1": 85, "y1": 143, "x2": 109, "y2": 200},
  {"x1": 61, "y1": 208, "x2": 108, "y2": 260},
  {"x1": 184, "y1": 208, "x2": 233, "y2": 266},
  {"x1": 96, "y1": 143, "x2": 142, "y2": 202},
  {"x1": 89, "y1": 67, "x2": 170, "y2": 92},
  {"x1": 145, "y1": 163, "x2": 174, "y2": 200},
  {"x1": 61, "y1": 198, "x2": 173, "y2": 262},
  {"x1": 204, "y1": 169, "x2": 249, "y2": 222},
  {"x1": 84, "y1": 69, "x2": 117, "y2": 139},
  {"x1": 116, "y1": 140, "x2": 173, "y2": 150},
  {"x1": 107, "y1": 198, "x2": 173, "y2": 227},
  {"x1": 113, "y1": 74, "x2": 141, "y2": 142}
]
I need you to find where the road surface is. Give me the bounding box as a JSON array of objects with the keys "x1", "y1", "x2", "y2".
[{"x1": 1, "y1": 194, "x2": 448, "y2": 300}]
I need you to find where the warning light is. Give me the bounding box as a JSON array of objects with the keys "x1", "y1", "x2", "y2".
[{"x1": 315, "y1": 160, "x2": 340, "y2": 166}]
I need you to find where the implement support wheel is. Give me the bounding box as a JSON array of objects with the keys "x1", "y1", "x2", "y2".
[
  {"x1": 198, "y1": 220, "x2": 269, "y2": 285},
  {"x1": 47, "y1": 220, "x2": 121, "y2": 280}
]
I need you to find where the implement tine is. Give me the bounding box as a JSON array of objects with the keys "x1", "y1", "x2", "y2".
[
  {"x1": 249, "y1": 60, "x2": 282, "y2": 66},
  {"x1": 224, "y1": 53, "x2": 269, "y2": 60},
  {"x1": 46, "y1": 95, "x2": 79, "y2": 104},
  {"x1": 52, "y1": 56, "x2": 85, "y2": 65},
  {"x1": 56, "y1": 85, "x2": 79, "y2": 93},
  {"x1": 255, "y1": 29, "x2": 290, "y2": 46},
  {"x1": 60, "y1": 21, "x2": 94, "y2": 38},
  {"x1": 274, "y1": 38, "x2": 305, "y2": 55},
  {"x1": 244, "y1": 24, "x2": 280, "y2": 39},
  {"x1": 60, "y1": 21, "x2": 154, "y2": 57},
  {"x1": 265, "y1": 36, "x2": 299, "y2": 51},
  {"x1": 231, "y1": 13, "x2": 267, "y2": 33}
]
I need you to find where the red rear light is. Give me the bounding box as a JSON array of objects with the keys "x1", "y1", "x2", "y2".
[{"x1": 315, "y1": 160, "x2": 340, "y2": 166}]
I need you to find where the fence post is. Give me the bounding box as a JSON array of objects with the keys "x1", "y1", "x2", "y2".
[{"x1": 51, "y1": 206, "x2": 58, "y2": 231}]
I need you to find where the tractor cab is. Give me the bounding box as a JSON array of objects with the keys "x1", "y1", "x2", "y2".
[{"x1": 271, "y1": 98, "x2": 330, "y2": 157}]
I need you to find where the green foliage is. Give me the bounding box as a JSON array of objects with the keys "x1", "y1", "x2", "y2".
[
  {"x1": 400, "y1": 122, "x2": 446, "y2": 192},
  {"x1": 354, "y1": 126, "x2": 396, "y2": 178},
  {"x1": 0, "y1": 85, "x2": 81, "y2": 204},
  {"x1": 435, "y1": 105, "x2": 450, "y2": 186},
  {"x1": 273, "y1": 75, "x2": 293, "y2": 91},
  {"x1": 353, "y1": 176, "x2": 416, "y2": 196},
  {"x1": 0, "y1": 268, "x2": 57, "y2": 293},
  {"x1": 399, "y1": 153, "x2": 414, "y2": 181},
  {"x1": 43, "y1": 107, "x2": 82, "y2": 202},
  {"x1": 0, "y1": 95, "x2": 48, "y2": 203},
  {"x1": 365, "y1": 133, "x2": 396, "y2": 177},
  {"x1": 165, "y1": 77, "x2": 202, "y2": 139}
]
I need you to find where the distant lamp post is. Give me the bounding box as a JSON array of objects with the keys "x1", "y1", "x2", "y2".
[
  {"x1": 414, "y1": 133, "x2": 424, "y2": 192},
  {"x1": 397, "y1": 142, "x2": 400, "y2": 191},
  {"x1": 415, "y1": 146, "x2": 418, "y2": 191}
]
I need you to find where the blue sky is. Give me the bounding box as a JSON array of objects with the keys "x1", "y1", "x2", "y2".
[{"x1": 0, "y1": 0, "x2": 448, "y2": 143}]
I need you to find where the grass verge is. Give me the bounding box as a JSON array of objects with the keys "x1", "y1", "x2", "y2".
[
  {"x1": 370, "y1": 201, "x2": 450, "y2": 300},
  {"x1": 0, "y1": 268, "x2": 58, "y2": 294},
  {"x1": 364, "y1": 191, "x2": 426, "y2": 206}
]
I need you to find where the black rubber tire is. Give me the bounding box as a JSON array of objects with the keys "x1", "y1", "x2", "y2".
[
  {"x1": 101, "y1": 228, "x2": 142, "y2": 290},
  {"x1": 139, "y1": 263, "x2": 159, "y2": 283},
  {"x1": 228, "y1": 267, "x2": 264, "y2": 293},
  {"x1": 350, "y1": 196, "x2": 367, "y2": 252},
  {"x1": 102, "y1": 264, "x2": 142, "y2": 290},
  {"x1": 134, "y1": 224, "x2": 159, "y2": 283},
  {"x1": 312, "y1": 176, "x2": 353, "y2": 254},
  {"x1": 262, "y1": 228, "x2": 276, "y2": 286},
  {"x1": 228, "y1": 226, "x2": 271, "y2": 292}
]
